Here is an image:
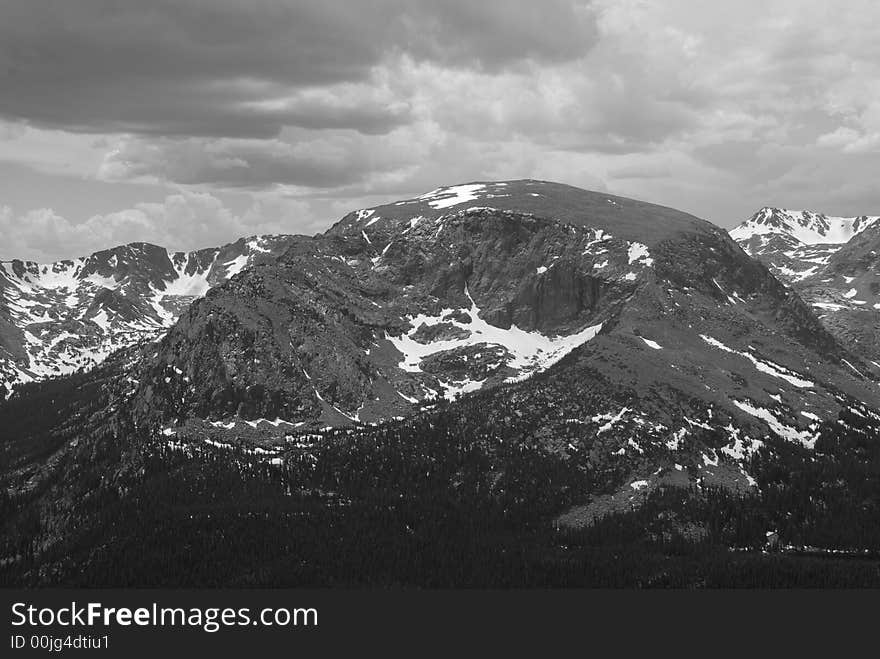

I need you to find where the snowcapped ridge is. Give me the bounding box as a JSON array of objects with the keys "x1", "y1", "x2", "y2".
[
  {"x1": 1, "y1": 235, "x2": 293, "y2": 397},
  {"x1": 730, "y1": 207, "x2": 879, "y2": 246}
]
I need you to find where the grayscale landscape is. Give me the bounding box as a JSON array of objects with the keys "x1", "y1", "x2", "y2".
[{"x1": 1, "y1": 1, "x2": 878, "y2": 587}]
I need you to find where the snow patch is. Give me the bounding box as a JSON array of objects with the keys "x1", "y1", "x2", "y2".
[
  {"x1": 700, "y1": 335, "x2": 813, "y2": 388},
  {"x1": 627, "y1": 242, "x2": 653, "y2": 266},
  {"x1": 223, "y1": 254, "x2": 249, "y2": 277},
  {"x1": 386, "y1": 286, "x2": 602, "y2": 400},
  {"x1": 733, "y1": 399, "x2": 817, "y2": 448},
  {"x1": 419, "y1": 184, "x2": 486, "y2": 209},
  {"x1": 593, "y1": 407, "x2": 629, "y2": 434}
]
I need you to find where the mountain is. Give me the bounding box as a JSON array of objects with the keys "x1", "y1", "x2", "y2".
[
  {"x1": 730, "y1": 207, "x2": 880, "y2": 363},
  {"x1": 117, "y1": 181, "x2": 875, "y2": 447},
  {"x1": 3, "y1": 180, "x2": 879, "y2": 587},
  {"x1": 39, "y1": 181, "x2": 880, "y2": 499},
  {"x1": 730, "y1": 207, "x2": 877, "y2": 249},
  {"x1": 0, "y1": 235, "x2": 300, "y2": 398}
]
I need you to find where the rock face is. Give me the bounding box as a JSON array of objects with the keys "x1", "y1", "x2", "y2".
[
  {"x1": 129, "y1": 206, "x2": 629, "y2": 428},
  {"x1": 730, "y1": 206, "x2": 880, "y2": 364},
  {"x1": 0, "y1": 235, "x2": 300, "y2": 397}
]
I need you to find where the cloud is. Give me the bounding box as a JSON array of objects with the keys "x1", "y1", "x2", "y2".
[
  {"x1": 98, "y1": 136, "x2": 373, "y2": 189},
  {"x1": 0, "y1": 190, "x2": 317, "y2": 262},
  {"x1": 394, "y1": 0, "x2": 597, "y2": 69},
  {"x1": 7, "y1": 0, "x2": 880, "y2": 251},
  {"x1": 0, "y1": 0, "x2": 597, "y2": 138},
  {"x1": 97, "y1": 124, "x2": 435, "y2": 189}
]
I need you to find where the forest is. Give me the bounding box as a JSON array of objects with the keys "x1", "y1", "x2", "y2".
[{"x1": 1, "y1": 368, "x2": 879, "y2": 588}]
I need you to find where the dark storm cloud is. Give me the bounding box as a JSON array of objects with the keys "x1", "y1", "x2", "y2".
[
  {"x1": 0, "y1": 0, "x2": 597, "y2": 138},
  {"x1": 0, "y1": 78, "x2": 413, "y2": 139}
]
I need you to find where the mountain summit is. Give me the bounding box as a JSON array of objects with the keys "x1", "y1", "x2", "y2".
[{"x1": 329, "y1": 180, "x2": 717, "y2": 246}]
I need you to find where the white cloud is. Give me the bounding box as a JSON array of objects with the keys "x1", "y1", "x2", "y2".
[{"x1": 0, "y1": 190, "x2": 316, "y2": 262}]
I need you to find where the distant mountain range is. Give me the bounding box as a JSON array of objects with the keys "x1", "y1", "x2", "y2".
[
  {"x1": 730, "y1": 207, "x2": 880, "y2": 364},
  {"x1": 0, "y1": 235, "x2": 298, "y2": 397},
  {"x1": 4, "y1": 181, "x2": 879, "y2": 451},
  {"x1": 2, "y1": 181, "x2": 879, "y2": 587}
]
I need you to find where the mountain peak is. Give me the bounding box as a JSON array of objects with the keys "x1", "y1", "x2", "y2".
[
  {"x1": 329, "y1": 179, "x2": 717, "y2": 246},
  {"x1": 729, "y1": 205, "x2": 880, "y2": 364},
  {"x1": 731, "y1": 207, "x2": 879, "y2": 246},
  {"x1": 0, "y1": 234, "x2": 300, "y2": 396}
]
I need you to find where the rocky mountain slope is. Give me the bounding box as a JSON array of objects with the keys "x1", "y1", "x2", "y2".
[
  {"x1": 0, "y1": 235, "x2": 300, "y2": 398},
  {"x1": 731, "y1": 207, "x2": 880, "y2": 363}
]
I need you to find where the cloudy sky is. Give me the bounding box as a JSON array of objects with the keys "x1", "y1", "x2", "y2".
[{"x1": 2, "y1": 0, "x2": 879, "y2": 261}]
